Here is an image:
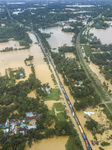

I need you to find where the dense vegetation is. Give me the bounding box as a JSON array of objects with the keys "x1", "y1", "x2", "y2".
[
  {"x1": 0, "y1": 65, "x2": 45, "y2": 123},
  {"x1": 0, "y1": 22, "x2": 32, "y2": 49},
  {"x1": 62, "y1": 21, "x2": 85, "y2": 35},
  {"x1": 84, "y1": 117, "x2": 104, "y2": 136},
  {"x1": 58, "y1": 46, "x2": 76, "y2": 54},
  {"x1": 65, "y1": 135, "x2": 83, "y2": 150},
  {"x1": 0, "y1": 64, "x2": 83, "y2": 150},
  {"x1": 81, "y1": 30, "x2": 112, "y2": 82},
  {"x1": 51, "y1": 51, "x2": 101, "y2": 110},
  {"x1": 101, "y1": 141, "x2": 110, "y2": 146},
  {"x1": 8, "y1": 0, "x2": 107, "y2": 29},
  {"x1": 91, "y1": 17, "x2": 109, "y2": 29},
  {"x1": 33, "y1": 26, "x2": 51, "y2": 51}
]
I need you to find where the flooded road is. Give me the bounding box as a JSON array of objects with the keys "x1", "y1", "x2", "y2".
[{"x1": 39, "y1": 26, "x2": 74, "y2": 51}]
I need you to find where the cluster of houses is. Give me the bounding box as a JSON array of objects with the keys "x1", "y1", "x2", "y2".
[{"x1": 3, "y1": 112, "x2": 42, "y2": 136}]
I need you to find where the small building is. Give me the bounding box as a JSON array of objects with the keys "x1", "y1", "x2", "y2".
[
  {"x1": 78, "y1": 81, "x2": 83, "y2": 85},
  {"x1": 45, "y1": 87, "x2": 50, "y2": 94},
  {"x1": 20, "y1": 123, "x2": 26, "y2": 127},
  {"x1": 19, "y1": 73, "x2": 24, "y2": 78},
  {"x1": 27, "y1": 124, "x2": 36, "y2": 130},
  {"x1": 3, "y1": 128, "x2": 9, "y2": 133},
  {"x1": 18, "y1": 127, "x2": 28, "y2": 135},
  {"x1": 26, "y1": 112, "x2": 37, "y2": 121},
  {"x1": 10, "y1": 119, "x2": 17, "y2": 133},
  {"x1": 5, "y1": 122, "x2": 9, "y2": 128}
]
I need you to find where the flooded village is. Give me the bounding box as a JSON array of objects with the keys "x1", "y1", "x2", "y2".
[{"x1": 1, "y1": 1, "x2": 112, "y2": 150}]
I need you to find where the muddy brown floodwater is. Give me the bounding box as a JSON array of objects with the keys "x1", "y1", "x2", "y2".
[
  {"x1": 65, "y1": 53, "x2": 76, "y2": 59},
  {"x1": 1, "y1": 27, "x2": 112, "y2": 149},
  {"x1": 39, "y1": 26, "x2": 74, "y2": 52},
  {"x1": 0, "y1": 32, "x2": 55, "y2": 88},
  {"x1": 90, "y1": 26, "x2": 112, "y2": 45},
  {"x1": 25, "y1": 136, "x2": 69, "y2": 150},
  {"x1": 89, "y1": 62, "x2": 112, "y2": 90},
  {"x1": 89, "y1": 25, "x2": 112, "y2": 90},
  {"x1": 0, "y1": 39, "x2": 23, "y2": 51}
]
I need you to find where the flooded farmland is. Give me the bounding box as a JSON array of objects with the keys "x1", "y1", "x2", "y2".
[
  {"x1": 89, "y1": 62, "x2": 112, "y2": 90},
  {"x1": 25, "y1": 136, "x2": 69, "y2": 150},
  {"x1": 90, "y1": 26, "x2": 112, "y2": 45},
  {"x1": 39, "y1": 26, "x2": 74, "y2": 52},
  {"x1": 1, "y1": 25, "x2": 112, "y2": 150},
  {"x1": 0, "y1": 32, "x2": 55, "y2": 88}
]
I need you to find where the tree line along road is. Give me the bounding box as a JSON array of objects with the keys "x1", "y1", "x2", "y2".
[
  {"x1": 32, "y1": 30, "x2": 92, "y2": 150},
  {"x1": 76, "y1": 30, "x2": 112, "y2": 115}
]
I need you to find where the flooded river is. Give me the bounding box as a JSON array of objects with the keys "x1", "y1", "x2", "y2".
[
  {"x1": 39, "y1": 26, "x2": 74, "y2": 52},
  {"x1": 90, "y1": 26, "x2": 112, "y2": 45}
]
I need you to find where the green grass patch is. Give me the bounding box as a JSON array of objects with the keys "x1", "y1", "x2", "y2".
[
  {"x1": 49, "y1": 105, "x2": 55, "y2": 115},
  {"x1": 54, "y1": 102, "x2": 65, "y2": 111},
  {"x1": 83, "y1": 45, "x2": 92, "y2": 57},
  {"x1": 65, "y1": 135, "x2": 83, "y2": 150},
  {"x1": 43, "y1": 88, "x2": 60, "y2": 101},
  {"x1": 57, "y1": 112, "x2": 68, "y2": 121}
]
